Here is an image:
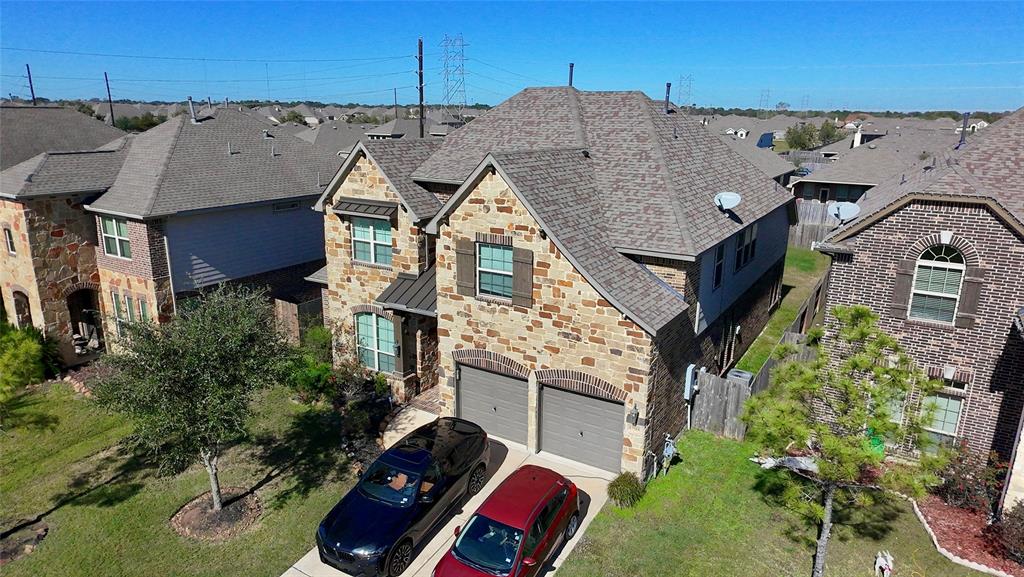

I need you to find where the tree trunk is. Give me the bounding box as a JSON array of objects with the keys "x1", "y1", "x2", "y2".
[
  {"x1": 200, "y1": 448, "x2": 223, "y2": 512},
  {"x1": 812, "y1": 484, "x2": 836, "y2": 577}
]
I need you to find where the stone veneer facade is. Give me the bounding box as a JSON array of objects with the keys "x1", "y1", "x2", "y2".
[
  {"x1": 322, "y1": 154, "x2": 435, "y2": 399},
  {"x1": 823, "y1": 200, "x2": 1024, "y2": 461},
  {"x1": 1, "y1": 195, "x2": 105, "y2": 362}
]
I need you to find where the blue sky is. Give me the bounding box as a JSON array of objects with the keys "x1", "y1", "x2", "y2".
[{"x1": 1, "y1": 1, "x2": 1022, "y2": 111}]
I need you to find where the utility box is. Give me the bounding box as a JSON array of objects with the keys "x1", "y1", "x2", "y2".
[{"x1": 726, "y1": 368, "x2": 754, "y2": 387}]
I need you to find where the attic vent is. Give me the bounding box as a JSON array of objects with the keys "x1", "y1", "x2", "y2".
[{"x1": 262, "y1": 129, "x2": 275, "y2": 139}]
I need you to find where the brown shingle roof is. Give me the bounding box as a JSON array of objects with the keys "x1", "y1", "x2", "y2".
[
  {"x1": 0, "y1": 136, "x2": 130, "y2": 200},
  {"x1": 1, "y1": 105, "x2": 125, "y2": 170}
]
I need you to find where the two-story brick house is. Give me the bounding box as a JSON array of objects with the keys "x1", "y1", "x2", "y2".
[
  {"x1": 315, "y1": 87, "x2": 793, "y2": 476},
  {"x1": 1, "y1": 106, "x2": 127, "y2": 362},
  {"x1": 815, "y1": 107, "x2": 1024, "y2": 507},
  {"x1": 83, "y1": 106, "x2": 340, "y2": 342}
]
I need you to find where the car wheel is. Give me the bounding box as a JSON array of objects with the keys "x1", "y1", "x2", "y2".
[
  {"x1": 467, "y1": 463, "x2": 487, "y2": 496},
  {"x1": 565, "y1": 512, "x2": 580, "y2": 539},
  {"x1": 388, "y1": 539, "x2": 413, "y2": 576}
]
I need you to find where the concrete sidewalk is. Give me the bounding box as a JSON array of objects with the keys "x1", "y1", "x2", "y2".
[{"x1": 280, "y1": 405, "x2": 611, "y2": 577}]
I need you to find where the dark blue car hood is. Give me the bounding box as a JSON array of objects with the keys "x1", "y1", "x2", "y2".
[{"x1": 320, "y1": 487, "x2": 416, "y2": 551}]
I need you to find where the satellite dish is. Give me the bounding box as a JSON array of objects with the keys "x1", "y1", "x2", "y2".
[
  {"x1": 714, "y1": 191, "x2": 742, "y2": 211},
  {"x1": 830, "y1": 201, "x2": 862, "y2": 222}
]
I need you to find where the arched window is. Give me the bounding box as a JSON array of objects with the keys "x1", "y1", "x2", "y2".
[
  {"x1": 909, "y1": 245, "x2": 965, "y2": 323},
  {"x1": 354, "y1": 312, "x2": 396, "y2": 373}
]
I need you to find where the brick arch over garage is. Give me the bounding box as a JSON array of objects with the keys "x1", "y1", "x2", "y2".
[
  {"x1": 451, "y1": 348, "x2": 529, "y2": 380},
  {"x1": 534, "y1": 368, "x2": 626, "y2": 403},
  {"x1": 906, "y1": 232, "x2": 981, "y2": 266},
  {"x1": 60, "y1": 281, "x2": 101, "y2": 299}
]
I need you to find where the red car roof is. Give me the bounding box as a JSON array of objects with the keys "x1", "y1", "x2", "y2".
[{"x1": 476, "y1": 465, "x2": 564, "y2": 529}]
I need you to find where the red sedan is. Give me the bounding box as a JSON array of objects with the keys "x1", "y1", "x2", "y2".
[{"x1": 433, "y1": 465, "x2": 581, "y2": 577}]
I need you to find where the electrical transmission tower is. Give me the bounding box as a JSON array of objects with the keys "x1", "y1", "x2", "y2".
[
  {"x1": 440, "y1": 34, "x2": 467, "y2": 127},
  {"x1": 758, "y1": 88, "x2": 771, "y2": 119},
  {"x1": 676, "y1": 74, "x2": 693, "y2": 113}
]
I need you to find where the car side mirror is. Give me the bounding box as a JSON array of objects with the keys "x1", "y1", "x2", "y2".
[
  {"x1": 522, "y1": 557, "x2": 537, "y2": 567},
  {"x1": 453, "y1": 525, "x2": 461, "y2": 537},
  {"x1": 418, "y1": 493, "x2": 434, "y2": 504}
]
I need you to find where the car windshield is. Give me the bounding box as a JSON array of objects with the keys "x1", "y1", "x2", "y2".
[
  {"x1": 452, "y1": 514, "x2": 524, "y2": 575},
  {"x1": 357, "y1": 461, "x2": 420, "y2": 507}
]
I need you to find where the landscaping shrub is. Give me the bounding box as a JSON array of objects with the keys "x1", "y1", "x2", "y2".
[
  {"x1": 21, "y1": 325, "x2": 62, "y2": 378},
  {"x1": 993, "y1": 501, "x2": 1024, "y2": 564},
  {"x1": 0, "y1": 326, "x2": 45, "y2": 421},
  {"x1": 286, "y1": 354, "x2": 335, "y2": 403},
  {"x1": 608, "y1": 472, "x2": 645, "y2": 507},
  {"x1": 933, "y1": 441, "x2": 1005, "y2": 512},
  {"x1": 301, "y1": 325, "x2": 333, "y2": 364}
]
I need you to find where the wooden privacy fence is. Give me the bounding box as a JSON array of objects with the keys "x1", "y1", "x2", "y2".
[{"x1": 789, "y1": 200, "x2": 841, "y2": 248}]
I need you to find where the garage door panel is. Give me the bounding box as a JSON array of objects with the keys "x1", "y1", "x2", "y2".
[
  {"x1": 457, "y1": 364, "x2": 528, "y2": 445},
  {"x1": 540, "y1": 386, "x2": 624, "y2": 473}
]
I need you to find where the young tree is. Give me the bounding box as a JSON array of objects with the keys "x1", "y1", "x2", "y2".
[
  {"x1": 95, "y1": 285, "x2": 290, "y2": 511},
  {"x1": 742, "y1": 305, "x2": 944, "y2": 577},
  {"x1": 277, "y1": 110, "x2": 307, "y2": 124},
  {"x1": 818, "y1": 121, "x2": 841, "y2": 145},
  {"x1": 785, "y1": 123, "x2": 819, "y2": 150}
]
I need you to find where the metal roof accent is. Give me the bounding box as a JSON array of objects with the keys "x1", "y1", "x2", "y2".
[
  {"x1": 304, "y1": 265, "x2": 328, "y2": 285},
  {"x1": 332, "y1": 196, "x2": 398, "y2": 219},
  {"x1": 375, "y1": 266, "x2": 437, "y2": 317}
]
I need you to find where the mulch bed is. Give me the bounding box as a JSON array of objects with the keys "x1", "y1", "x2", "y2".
[
  {"x1": 0, "y1": 522, "x2": 48, "y2": 566},
  {"x1": 918, "y1": 494, "x2": 1024, "y2": 576},
  {"x1": 170, "y1": 487, "x2": 260, "y2": 542}
]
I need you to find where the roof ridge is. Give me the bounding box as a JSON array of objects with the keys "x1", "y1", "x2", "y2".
[
  {"x1": 142, "y1": 114, "x2": 187, "y2": 218},
  {"x1": 566, "y1": 88, "x2": 588, "y2": 149},
  {"x1": 638, "y1": 93, "x2": 694, "y2": 251}
]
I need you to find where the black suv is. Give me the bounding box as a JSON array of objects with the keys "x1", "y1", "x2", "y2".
[{"x1": 317, "y1": 417, "x2": 490, "y2": 576}]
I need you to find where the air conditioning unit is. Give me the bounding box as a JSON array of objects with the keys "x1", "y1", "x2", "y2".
[{"x1": 726, "y1": 368, "x2": 754, "y2": 388}]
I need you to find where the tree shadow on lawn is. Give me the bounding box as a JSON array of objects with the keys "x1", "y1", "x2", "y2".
[
  {"x1": 246, "y1": 406, "x2": 351, "y2": 510},
  {"x1": 2, "y1": 390, "x2": 60, "y2": 432},
  {"x1": 752, "y1": 468, "x2": 903, "y2": 550}
]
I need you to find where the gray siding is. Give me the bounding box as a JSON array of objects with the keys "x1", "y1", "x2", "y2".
[
  {"x1": 165, "y1": 202, "x2": 324, "y2": 291},
  {"x1": 695, "y1": 204, "x2": 789, "y2": 332}
]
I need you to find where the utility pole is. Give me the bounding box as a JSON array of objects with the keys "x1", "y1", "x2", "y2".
[
  {"x1": 393, "y1": 87, "x2": 398, "y2": 121},
  {"x1": 26, "y1": 64, "x2": 36, "y2": 105},
  {"x1": 568, "y1": 63, "x2": 574, "y2": 87},
  {"x1": 104, "y1": 72, "x2": 115, "y2": 125},
  {"x1": 418, "y1": 37, "x2": 425, "y2": 139}
]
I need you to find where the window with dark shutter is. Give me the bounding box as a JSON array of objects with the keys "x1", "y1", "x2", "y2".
[
  {"x1": 955, "y1": 267, "x2": 985, "y2": 328},
  {"x1": 455, "y1": 239, "x2": 476, "y2": 296},
  {"x1": 890, "y1": 259, "x2": 915, "y2": 318},
  {"x1": 511, "y1": 247, "x2": 533, "y2": 307}
]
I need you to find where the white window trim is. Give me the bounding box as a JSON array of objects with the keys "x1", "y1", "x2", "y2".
[
  {"x1": 355, "y1": 313, "x2": 396, "y2": 373},
  {"x1": 139, "y1": 299, "x2": 149, "y2": 322},
  {"x1": 351, "y1": 217, "x2": 392, "y2": 266},
  {"x1": 922, "y1": 391, "x2": 965, "y2": 443},
  {"x1": 908, "y1": 258, "x2": 965, "y2": 325},
  {"x1": 476, "y1": 243, "x2": 514, "y2": 300},
  {"x1": 111, "y1": 291, "x2": 129, "y2": 336},
  {"x1": 100, "y1": 217, "x2": 132, "y2": 260},
  {"x1": 4, "y1": 227, "x2": 15, "y2": 255}
]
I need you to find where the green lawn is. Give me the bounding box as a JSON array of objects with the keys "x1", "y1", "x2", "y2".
[
  {"x1": 1, "y1": 382, "x2": 354, "y2": 577},
  {"x1": 735, "y1": 246, "x2": 831, "y2": 373},
  {"x1": 559, "y1": 432, "x2": 981, "y2": 577}
]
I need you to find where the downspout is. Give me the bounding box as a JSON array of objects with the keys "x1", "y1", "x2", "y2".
[{"x1": 162, "y1": 236, "x2": 178, "y2": 316}]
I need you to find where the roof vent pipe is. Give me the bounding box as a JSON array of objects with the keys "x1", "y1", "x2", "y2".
[
  {"x1": 207, "y1": 96, "x2": 213, "y2": 108},
  {"x1": 568, "y1": 63, "x2": 574, "y2": 87},
  {"x1": 664, "y1": 82, "x2": 672, "y2": 114},
  {"x1": 224, "y1": 97, "x2": 229, "y2": 108},
  {"x1": 187, "y1": 96, "x2": 197, "y2": 124},
  {"x1": 957, "y1": 112, "x2": 970, "y2": 148}
]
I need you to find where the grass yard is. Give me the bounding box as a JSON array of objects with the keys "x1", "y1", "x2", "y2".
[
  {"x1": 735, "y1": 246, "x2": 831, "y2": 374},
  {"x1": 1, "y1": 382, "x2": 354, "y2": 577},
  {"x1": 559, "y1": 432, "x2": 981, "y2": 577}
]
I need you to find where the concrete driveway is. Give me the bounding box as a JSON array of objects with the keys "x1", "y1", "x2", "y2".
[{"x1": 281, "y1": 406, "x2": 611, "y2": 577}]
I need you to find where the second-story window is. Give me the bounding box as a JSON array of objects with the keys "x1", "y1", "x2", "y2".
[
  {"x1": 734, "y1": 223, "x2": 758, "y2": 271},
  {"x1": 4, "y1": 227, "x2": 15, "y2": 255},
  {"x1": 351, "y1": 217, "x2": 392, "y2": 266},
  {"x1": 712, "y1": 244, "x2": 725, "y2": 290},
  {"x1": 909, "y1": 245, "x2": 964, "y2": 324},
  {"x1": 477, "y1": 243, "x2": 513, "y2": 299},
  {"x1": 101, "y1": 217, "x2": 132, "y2": 259}
]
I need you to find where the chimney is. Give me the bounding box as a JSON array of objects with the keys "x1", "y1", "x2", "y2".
[
  {"x1": 568, "y1": 63, "x2": 574, "y2": 87},
  {"x1": 664, "y1": 82, "x2": 672, "y2": 114},
  {"x1": 187, "y1": 96, "x2": 197, "y2": 124},
  {"x1": 958, "y1": 112, "x2": 970, "y2": 148}
]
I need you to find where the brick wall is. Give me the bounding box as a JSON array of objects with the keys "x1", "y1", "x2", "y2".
[{"x1": 824, "y1": 200, "x2": 1024, "y2": 458}]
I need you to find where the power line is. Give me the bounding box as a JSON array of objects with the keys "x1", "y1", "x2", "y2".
[
  {"x1": 466, "y1": 58, "x2": 559, "y2": 86},
  {"x1": 0, "y1": 46, "x2": 414, "y2": 64}
]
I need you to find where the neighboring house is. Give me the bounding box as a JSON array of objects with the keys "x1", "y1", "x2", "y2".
[
  {"x1": 84, "y1": 107, "x2": 341, "y2": 343},
  {"x1": 716, "y1": 133, "x2": 796, "y2": 185},
  {"x1": 1, "y1": 105, "x2": 124, "y2": 170},
  {"x1": 295, "y1": 120, "x2": 380, "y2": 158},
  {"x1": 790, "y1": 128, "x2": 961, "y2": 202},
  {"x1": 365, "y1": 118, "x2": 442, "y2": 140},
  {"x1": 314, "y1": 87, "x2": 793, "y2": 476},
  {"x1": 814, "y1": 107, "x2": 1024, "y2": 509},
  {"x1": 0, "y1": 107, "x2": 127, "y2": 362}
]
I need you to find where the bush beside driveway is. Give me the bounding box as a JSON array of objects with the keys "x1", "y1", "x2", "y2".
[{"x1": 557, "y1": 431, "x2": 982, "y2": 577}]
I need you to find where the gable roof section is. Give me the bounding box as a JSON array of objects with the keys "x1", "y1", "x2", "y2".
[
  {"x1": 716, "y1": 133, "x2": 796, "y2": 179},
  {"x1": 1, "y1": 105, "x2": 125, "y2": 170},
  {"x1": 88, "y1": 108, "x2": 341, "y2": 218},
  {"x1": 314, "y1": 139, "x2": 442, "y2": 222},
  {"x1": 416, "y1": 87, "x2": 790, "y2": 257},
  {"x1": 829, "y1": 106, "x2": 1024, "y2": 242},
  {"x1": 432, "y1": 148, "x2": 688, "y2": 335},
  {"x1": 0, "y1": 137, "x2": 130, "y2": 200}
]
